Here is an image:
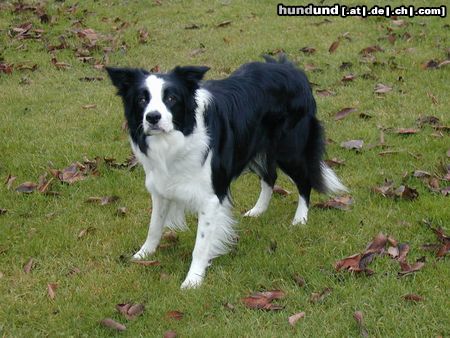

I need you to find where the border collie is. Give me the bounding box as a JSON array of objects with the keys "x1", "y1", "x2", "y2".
[{"x1": 106, "y1": 55, "x2": 347, "y2": 288}]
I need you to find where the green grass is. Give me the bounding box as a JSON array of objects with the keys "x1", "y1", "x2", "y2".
[{"x1": 1, "y1": 0, "x2": 449, "y2": 336}]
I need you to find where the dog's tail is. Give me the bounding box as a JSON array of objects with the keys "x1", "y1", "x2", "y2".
[{"x1": 307, "y1": 118, "x2": 348, "y2": 195}]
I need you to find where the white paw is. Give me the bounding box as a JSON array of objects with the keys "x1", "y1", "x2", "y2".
[
  {"x1": 180, "y1": 274, "x2": 204, "y2": 289},
  {"x1": 244, "y1": 207, "x2": 264, "y2": 217},
  {"x1": 292, "y1": 216, "x2": 307, "y2": 225},
  {"x1": 132, "y1": 247, "x2": 154, "y2": 260}
]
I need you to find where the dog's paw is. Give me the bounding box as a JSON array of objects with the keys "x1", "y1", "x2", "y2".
[
  {"x1": 132, "y1": 248, "x2": 154, "y2": 260},
  {"x1": 244, "y1": 207, "x2": 264, "y2": 217},
  {"x1": 180, "y1": 274, "x2": 203, "y2": 289},
  {"x1": 292, "y1": 216, "x2": 307, "y2": 225}
]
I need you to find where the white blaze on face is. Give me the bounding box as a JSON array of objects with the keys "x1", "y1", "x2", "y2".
[{"x1": 144, "y1": 75, "x2": 174, "y2": 134}]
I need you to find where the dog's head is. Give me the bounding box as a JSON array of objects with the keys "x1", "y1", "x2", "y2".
[{"x1": 106, "y1": 65, "x2": 209, "y2": 151}]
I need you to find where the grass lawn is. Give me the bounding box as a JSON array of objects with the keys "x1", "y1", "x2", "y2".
[{"x1": 0, "y1": 0, "x2": 449, "y2": 336}]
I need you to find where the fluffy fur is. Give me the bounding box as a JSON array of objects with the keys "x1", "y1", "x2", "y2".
[{"x1": 106, "y1": 55, "x2": 347, "y2": 288}]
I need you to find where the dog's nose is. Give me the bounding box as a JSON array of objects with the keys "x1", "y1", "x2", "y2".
[{"x1": 146, "y1": 111, "x2": 161, "y2": 125}]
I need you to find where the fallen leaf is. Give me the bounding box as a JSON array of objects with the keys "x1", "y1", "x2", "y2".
[
  {"x1": 329, "y1": 40, "x2": 340, "y2": 53},
  {"x1": 314, "y1": 195, "x2": 353, "y2": 211},
  {"x1": 394, "y1": 185, "x2": 418, "y2": 200},
  {"x1": 324, "y1": 158, "x2": 345, "y2": 167},
  {"x1": 316, "y1": 89, "x2": 335, "y2": 97},
  {"x1": 374, "y1": 83, "x2": 392, "y2": 94},
  {"x1": 273, "y1": 185, "x2": 291, "y2": 196},
  {"x1": 67, "y1": 267, "x2": 81, "y2": 276},
  {"x1": 77, "y1": 227, "x2": 96, "y2": 239},
  {"x1": 391, "y1": 19, "x2": 406, "y2": 27},
  {"x1": 252, "y1": 290, "x2": 285, "y2": 301},
  {"x1": 341, "y1": 74, "x2": 356, "y2": 82},
  {"x1": 360, "y1": 45, "x2": 383, "y2": 56},
  {"x1": 116, "y1": 303, "x2": 145, "y2": 320},
  {"x1": 0, "y1": 63, "x2": 14, "y2": 74},
  {"x1": 413, "y1": 170, "x2": 432, "y2": 178},
  {"x1": 397, "y1": 243, "x2": 410, "y2": 262},
  {"x1": 387, "y1": 246, "x2": 399, "y2": 259},
  {"x1": 310, "y1": 287, "x2": 332, "y2": 303},
  {"x1": 288, "y1": 312, "x2": 305, "y2": 326},
  {"x1": 340, "y1": 140, "x2": 363, "y2": 150},
  {"x1": 37, "y1": 174, "x2": 53, "y2": 193},
  {"x1": 162, "y1": 231, "x2": 178, "y2": 242},
  {"x1": 395, "y1": 128, "x2": 418, "y2": 135},
  {"x1": 372, "y1": 180, "x2": 394, "y2": 197},
  {"x1": 223, "y1": 302, "x2": 235, "y2": 311},
  {"x1": 23, "y1": 258, "x2": 34, "y2": 273},
  {"x1": 82, "y1": 104, "x2": 97, "y2": 109},
  {"x1": 403, "y1": 294, "x2": 424, "y2": 302},
  {"x1": 216, "y1": 20, "x2": 232, "y2": 28},
  {"x1": 185, "y1": 23, "x2": 201, "y2": 29},
  {"x1": 335, "y1": 107, "x2": 357, "y2": 121},
  {"x1": 189, "y1": 48, "x2": 205, "y2": 57},
  {"x1": 138, "y1": 28, "x2": 149, "y2": 44},
  {"x1": 15, "y1": 181, "x2": 37, "y2": 193},
  {"x1": 86, "y1": 196, "x2": 120, "y2": 205},
  {"x1": 398, "y1": 260, "x2": 425, "y2": 276},
  {"x1": 116, "y1": 207, "x2": 127, "y2": 216},
  {"x1": 0, "y1": 208, "x2": 7, "y2": 215},
  {"x1": 166, "y1": 310, "x2": 184, "y2": 320},
  {"x1": 242, "y1": 290, "x2": 285, "y2": 310},
  {"x1": 47, "y1": 283, "x2": 58, "y2": 300},
  {"x1": 163, "y1": 331, "x2": 177, "y2": 338},
  {"x1": 131, "y1": 260, "x2": 161, "y2": 266},
  {"x1": 293, "y1": 273, "x2": 305, "y2": 287},
  {"x1": 353, "y1": 311, "x2": 369, "y2": 337},
  {"x1": 100, "y1": 318, "x2": 126, "y2": 331},
  {"x1": 300, "y1": 46, "x2": 316, "y2": 54},
  {"x1": 79, "y1": 76, "x2": 104, "y2": 82},
  {"x1": 5, "y1": 174, "x2": 17, "y2": 190}
]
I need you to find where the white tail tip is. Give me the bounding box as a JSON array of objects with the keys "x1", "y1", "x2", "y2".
[{"x1": 321, "y1": 162, "x2": 348, "y2": 194}]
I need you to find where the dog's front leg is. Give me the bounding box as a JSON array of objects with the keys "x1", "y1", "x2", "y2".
[
  {"x1": 181, "y1": 197, "x2": 235, "y2": 289},
  {"x1": 133, "y1": 193, "x2": 170, "y2": 259}
]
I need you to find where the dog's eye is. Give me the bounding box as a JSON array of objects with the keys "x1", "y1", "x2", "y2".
[
  {"x1": 139, "y1": 97, "x2": 146, "y2": 104},
  {"x1": 167, "y1": 95, "x2": 177, "y2": 103}
]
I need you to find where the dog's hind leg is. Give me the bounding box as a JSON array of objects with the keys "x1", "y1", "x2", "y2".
[
  {"x1": 181, "y1": 196, "x2": 235, "y2": 289},
  {"x1": 244, "y1": 155, "x2": 277, "y2": 218},
  {"x1": 133, "y1": 193, "x2": 170, "y2": 259}
]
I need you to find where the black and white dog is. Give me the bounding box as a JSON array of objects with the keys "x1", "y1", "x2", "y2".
[{"x1": 106, "y1": 55, "x2": 347, "y2": 288}]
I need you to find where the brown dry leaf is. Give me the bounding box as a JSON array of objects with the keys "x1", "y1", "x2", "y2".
[
  {"x1": 138, "y1": 28, "x2": 149, "y2": 44},
  {"x1": 0, "y1": 208, "x2": 7, "y2": 215},
  {"x1": 387, "y1": 246, "x2": 399, "y2": 259},
  {"x1": 79, "y1": 76, "x2": 103, "y2": 82},
  {"x1": 288, "y1": 312, "x2": 305, "y2": 327},
  {"x1": 242, "y1": 290, "x2": 285, "y2": 310},
  {"x1": 397, "y1": 243, "x2": 410, "y2": 262},
  {"x1": 77, "y1": 227, "x2": 96, "y2": 239},
  {"x1": 300, "y1": 46, "x2": 316, "y2": 54},
  {"x1": 391, "y1": 19, "x2": 406, "y2": 27},
  {"x1": 100, "y1": 318, "x2": 126, "y2": 332},
  {"x1": 67, "y1": 267, "x2": 81, "y2": 277},
  {"x1": 86, "y1": 196, "x2": 120, "y2": 205},
  {"x1": 82, "y1": 104, "x2": 97, "y2": 109},
  {"x1": 252, "y1": 290, "x2": 285, "y2": 301},
  {"x1": 293, "y1": 273, "x2": 305, "y2": 287},
  {"x1": 47, "y1": 283, "x2": 58, "y2": 300},
  {"x1": 341, "y1": 140, "x2": 363, "y2": 150},
  {"x1": 403, "y1": 294, "x2": 424, "y2": 302},
  {"x1": 51, "y1": 56, "x2": 71, "y2": 70},
  {"x1": 335, "y1": 107, "x2": 357, "y2": 121},
  {"x1": 360, "y1": 45, "x2": 384, "y2": 56},
  {"x1": 413, "y1": 170, "x2": 432, "y2": 178},
  {"x1": 217, "y1": 20, "x2": 232, "y2": 28},
  {"x1": 131, "y1": 260, "x2": 161, "y2": 266},
  {"x1": 398, "y1": 260, "x2": 425, "y2": 277},
  {"x1": 432, "y1": 227, "x2": 450, "y2": 258},
  {"x1": 394, "y1": 185, "x2": 418, "y2": 200},
  {"x1": 316, "y1": 89, "x2": 335, "y2": 97},
  {"x1": 37, "y1": 174, "x2": 53, "y2": 193},
  {"x1": 116, "y1": 303, "x2": 145, "y2": 320},
  {"x1": 185, "y1": 23, "x2": 201, "y2": 29},
  {"x1": 341, "y1": 74, "x2": 356, "y2": 82},
  {"x1": 163, "y1": 331, "x2": 177, "y2": 338},
  {"x1": 366, "y1": 233, "x2": 388, "y2": 253},
  {"x1": 273, "y1": 185, "x2": 291, "y2": 196},
  {"x1": 310, "y1": 287, "x2": 332, "y2": 303},
  {"x1": 189, "y1": 48, "x2": 206, "y2": 57},
  {"x1": 374, "y1": 83, "x2": 392, "y2": 94},
  {"x1": 166, "y1": 310, "x2": 184, "y2": 320},
  {"x1": 325, "y1": 158, "x2": 345, "y2": 167},
  {"x1": 372, "y1": 180, "x2": 394, "y2": 197},
  {"x1": 15, "y1": 181, "x2": 37, "y2": 193},
  {"x1": 0, "y1": 63, "x2": 14, "y2": 74},
  {"x1": 116, "y1": 207, "x2": 127, "y2": 216},
  {"x1": 329, "y1": 40, "x2": 340, "y2": 53},
  {"x1": 23, "y1": 258, "x2": 35, "y2": 273},
  {"x1": 353, "y1": 311, "x2": 369, "y2": 338},
  {"x1": 395, "y1": 128, "x2": 418, "y2": 135},
  {"x1": 5, "y1": 174, "x2": 17, "y2": 190},
  {"x1": 315, "y1": 195, "x2": 353, "y2": 211}
]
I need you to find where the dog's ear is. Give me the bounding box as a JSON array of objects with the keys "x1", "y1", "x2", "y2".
[
  {"x1": 106, "y1": 67, "x2": 148, "y2": 95},
  {"x1": 173, "y1": 66, "x2": 210, "y2": 84}
]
